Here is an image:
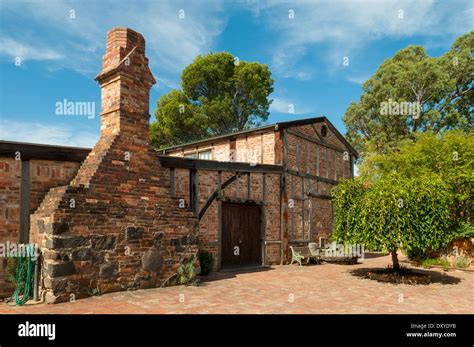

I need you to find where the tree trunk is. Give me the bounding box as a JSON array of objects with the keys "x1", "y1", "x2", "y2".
[{"x1": 391, "y1": 250, "x2": 400, "y2": 271}]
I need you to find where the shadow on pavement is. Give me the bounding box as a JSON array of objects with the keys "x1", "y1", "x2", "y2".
[
  {"x1": 349, "y1": 267, "x2": 462, "y2": 286},
  {"x1": 199, "y1": 266, "x2": 275, "y2": 285}
]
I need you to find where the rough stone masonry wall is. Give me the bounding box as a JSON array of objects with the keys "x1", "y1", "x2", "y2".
[
  {"x1": 285, "y1": 122, "x2": 352, "y2": 245},
  {"x1": 0, "y1": 158, "x2": 81, "y2": 298},
  {"x1": 173, "y1": 168, "x2": 282, "y2": 268},
  {"x1": 29, "y1": 28, "x2": 200, "y2": 303}
]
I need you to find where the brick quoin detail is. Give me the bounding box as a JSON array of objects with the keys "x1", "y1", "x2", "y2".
[{"x1": 29, "y1": 28, "x2": 199, "y2": 303}]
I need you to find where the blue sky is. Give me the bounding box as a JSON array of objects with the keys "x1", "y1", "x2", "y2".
[{"x1": 0, "y1": 0, "x2": 472, "y2": 148}]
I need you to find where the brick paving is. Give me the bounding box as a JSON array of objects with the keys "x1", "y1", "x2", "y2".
[{"x1": 1, "y1": 254, "x2": 472, "y2": 314}]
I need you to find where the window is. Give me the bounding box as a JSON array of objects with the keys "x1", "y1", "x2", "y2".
[
  {"x1": 198, "y1": 150, "x2": 212, "y2": 160},
  {"x1": 321, "y1": 125, "x2": 328, "y2": 137},
  {"x1": 184, "y1": 152, "x2": 197, "y2": 159}
]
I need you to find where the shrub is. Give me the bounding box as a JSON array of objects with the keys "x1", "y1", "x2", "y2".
[
  {"x1": 198, "y1": 250, "x2": 214, "y2": 276},
  {"x1": 177, "y1": 261, "x2": 198, "y2": 286},
  {"x1": 455, "y1": 256, "x2": 471, "y2": 268}
]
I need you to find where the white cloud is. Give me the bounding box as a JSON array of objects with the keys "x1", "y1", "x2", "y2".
[
  {"x1": 270, "y1": 97, "x2": 313, "y2": 115},
  {"x1": 0, "y1": 37, "x2": 64, "y2": 61},
  {"x1": 346, "y1": 75, "x2": 371, "y2": 85},
  {"x1": 246, "y1": 0, "x2": 473, "y2": 76},
  {"x1": 0, "y1": 119, "x2": 98, "y2": 148},
  {"x1": 2, "y1": 1, "x2": 228, "y2": 79}
]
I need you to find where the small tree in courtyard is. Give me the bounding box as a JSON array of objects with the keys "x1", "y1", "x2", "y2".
[{"x1": 332, "y1": 174, "x2": 453, "y2": 270}]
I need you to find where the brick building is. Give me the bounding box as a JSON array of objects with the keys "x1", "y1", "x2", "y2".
[{"x1": 0, "y1": 27, "x2": 357, "y2": 303}]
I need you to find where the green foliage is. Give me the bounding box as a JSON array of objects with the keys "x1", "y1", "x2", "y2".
[
  {"x1": 332, "y1": 174, "x2": 454, "y2": 265},
  {"x1": 177, "y1": 261, "x2": 198, "y2": 286},
  {"x1": 453, "y1": 222, "x2": 474, "y2": 239},
  {"x1": 343, "y1": 31, "x2": 473, "y2": 156},
  {"x1": 421, "y1": 258, "x2": 450, "y2": 271},
  {"x1": 455, "y1": 256, "x2": 471, "y2": 268},
  {"x1": 150, "y1": 90, "x2": 207, "y2": 149},
  {"x1": 360, "y1": 130, "x2": 474, "y2": 224},
  {"x1": 198, "y1": 250, "x2": 214, "y2": 276},
  {"x1": 151, "y1": 52, "x2": 274, "y2": 149}
]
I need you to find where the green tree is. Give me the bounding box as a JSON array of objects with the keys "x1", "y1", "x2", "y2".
[
  {"x1": 360, "y1": 130, "x2": 474, "y2": 224},
  {"x1": 151, "y1": 52, "x2": 274, "y2": 149},
  {"x1": 344, "y1": 31, "x2": 473, "y2": 156},
  {"x1": 332, "y1": 175, "x2": 453, "y2": 270}
]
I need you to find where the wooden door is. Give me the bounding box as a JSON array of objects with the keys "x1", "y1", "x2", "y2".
[{"x1": 221, "y1": 202, "x2": 262, "y2": 268}]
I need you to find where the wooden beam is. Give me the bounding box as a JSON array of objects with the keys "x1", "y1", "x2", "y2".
[
  {"x1": 217, "y1": 200, "x2": 222, "y2": 270},
  {"x1": 281, "y1": 130, "x2": 289, "y2": 264},
  {"x1": 310, "y1": 123, "x2": 325, "y2": 142},
  {"x1": 301, "y1": 177, "x2": 305, "y2": 240},
  {"x1": 295, "y1": 137, "x2": 300, "y2": 172},
  {"x1": 291, "y1": 174, "x2": 295, "y2": 240},
  {"x1": 325, "y1": 147, "x2": 329, "y2": 179},
  {"x1": 169, "y1": 168, "x2": 175, "y2": 197},
  {"x1": 158, "y1": 155, "x2": 283, "y2": 174},
  {"x1": 217, "y1": 196, "x2": 266, "y2": 205},
  {"x1": 285, "y1": 169, "x2": 339, "y2": 185},
  {"x1": 316, "y1": 145, "x2": 320, "y2": 177},
  {"x1": 19, "y1": 160, "x2": 30, "y2": 244},
  {"x1": 235, "y1": 173, "x2": 240, "y2": 198},
  {"x1": 198, "y1": 173, "x2": 238, "y2": 220},
  {"x1": 306, "y1": 140, "x2": 310, "y2": 174},
  {"x1": 308, "y1": 192, "x2": 332, "y2": 199},
  {"x1": 0, "y1": 140, "x2": 89, "y2": 162},
  {"x1": 189, "y1": 169, "x2": 199, "y2": 216},
  {"x1": 309, "y1": 194, "x2": 313, "y2": 241},
  {"x1": 247, "y1": 173, "x2": 251, "y2": 200},
  {"x1": 275, "y1": 130, "x2": 283, "y2": 165},
  {"x1": 286, "y1": 129, "x2": 349, "y2": 155},
  {"x1": 262, "y1": 173, "x2": 267, "y2": 202}
]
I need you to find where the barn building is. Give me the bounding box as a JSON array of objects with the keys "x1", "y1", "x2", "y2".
[{"x1": 0, "y1": 28, "x2": 357, "y2": 302}]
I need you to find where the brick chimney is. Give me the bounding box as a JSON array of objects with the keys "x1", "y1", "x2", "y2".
[
  {"x1": 96, "y1": 27, "x2": 155, "y2": 139},
  {"x1": 30, "y1": 28, "x2": 199, "y2": 304},
  {"x1": 71, "y1": 28, "x2": 156, "y2": 188}
]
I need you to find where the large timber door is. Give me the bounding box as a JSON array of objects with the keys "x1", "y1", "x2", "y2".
[{"x1": 221, "y1": 202, "x2": 262, "y2": 269}]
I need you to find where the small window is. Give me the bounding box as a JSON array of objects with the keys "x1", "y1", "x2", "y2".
[
  {"x1": 198, "y1": 150, "x2": 212, "y2": 160},
  {"x1": 321, "y1": 125, "x2": 328, "y2": 137},
  {"x1": 184, "y1": 152, "x2": 197, "y2": 159}
]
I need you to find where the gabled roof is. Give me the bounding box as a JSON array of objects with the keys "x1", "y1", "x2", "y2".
[{"x1": 161, "y1": 116, "x2": 358, "y2": 157}]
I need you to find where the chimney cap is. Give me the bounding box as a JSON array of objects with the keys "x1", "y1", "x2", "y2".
[{"x1": 106, "y1": 27, "x2": 145, "y2": 51}]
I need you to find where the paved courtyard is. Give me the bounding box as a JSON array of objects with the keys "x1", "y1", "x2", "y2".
[{"x1": 1, "y1": 254, "x2": 473, "y2": 314}]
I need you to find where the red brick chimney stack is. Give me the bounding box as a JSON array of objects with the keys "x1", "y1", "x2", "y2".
[{"x1": 95, "y1": 27, "x2": 156, "y2": 140}]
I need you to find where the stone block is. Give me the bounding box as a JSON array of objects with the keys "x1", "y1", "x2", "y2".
[{"x1": 141, "y1": 250, "x2": 163, "y2": 272}]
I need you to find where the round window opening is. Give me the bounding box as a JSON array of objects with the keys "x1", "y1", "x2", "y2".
[{"x1": 321, "y1": 125, "x2": 328, "y2": 137}]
